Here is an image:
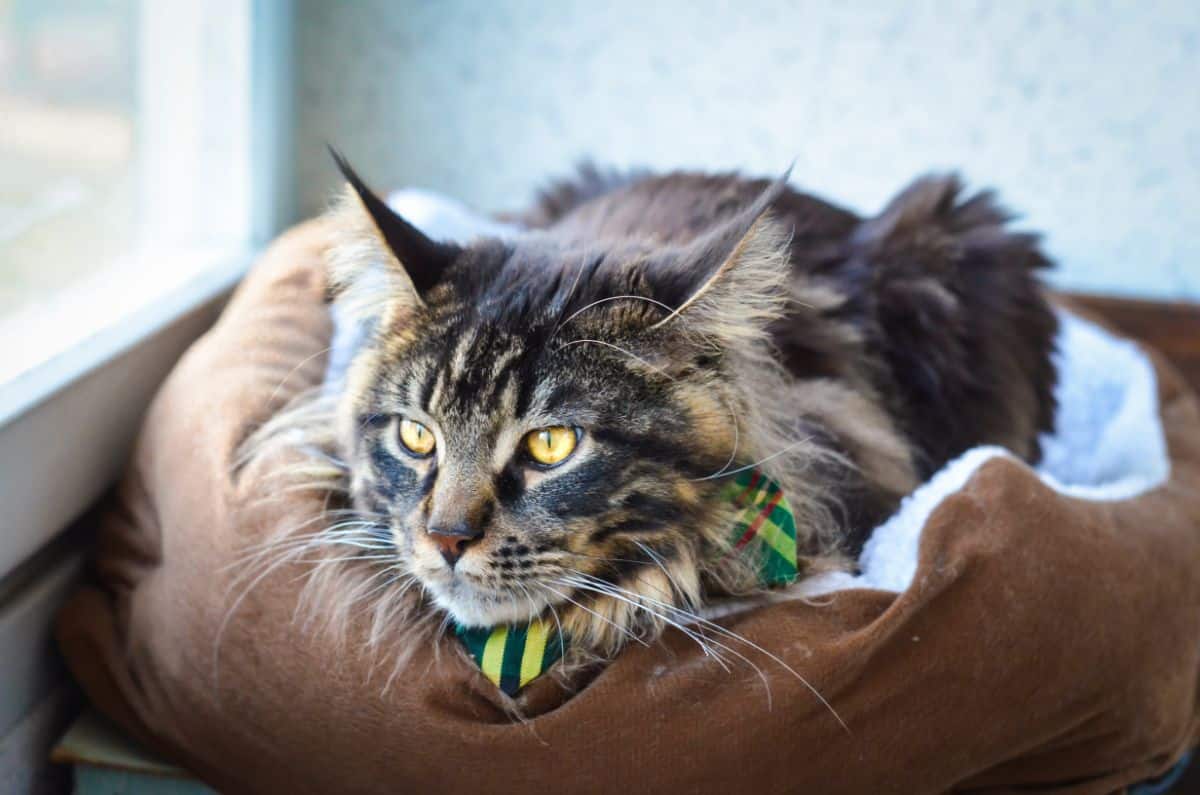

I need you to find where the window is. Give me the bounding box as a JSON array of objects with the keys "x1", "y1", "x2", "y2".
[
  {"x1": 1, "y1": 0, "x2": 138, "y2": 324},
  {"x1": 0, "y1": 0, "x2": 289, "y2": 580},
  {"x1": 0, "y1": 0, "x2": 257, "y2": 385}
]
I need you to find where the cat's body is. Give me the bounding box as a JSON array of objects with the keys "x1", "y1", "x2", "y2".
[
  {"x1": 246, "y1": 158, "x2": 1057, "y2": 679},
  {"x1": 522, "y1": 169, "x2": 1058, "y2": 549}
]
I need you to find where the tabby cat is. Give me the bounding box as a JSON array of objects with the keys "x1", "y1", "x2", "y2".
[{"x1": 243, "y1": 152, "x2": 1057, "y2": 680}]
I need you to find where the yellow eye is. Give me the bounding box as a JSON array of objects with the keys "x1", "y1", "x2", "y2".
[
  {"x1": 398, "y1": 418, "x2": 436, "y2": 457},
  {"x1": 525, "y1": 426, "x2": 579, "y2": 467}
]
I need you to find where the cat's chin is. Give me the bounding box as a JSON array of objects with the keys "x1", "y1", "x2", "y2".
[{"x1": 423, "y1": 576, "x2": 555, "y2": 629}]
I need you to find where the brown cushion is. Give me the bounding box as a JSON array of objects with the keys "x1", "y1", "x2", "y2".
[{"x1": 57, "y1": 219, "x2": 1200, "y2": 794}]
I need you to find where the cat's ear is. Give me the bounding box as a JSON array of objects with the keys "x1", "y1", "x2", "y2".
[
  {"x1": 326, "y1": 147, "x2": 460, "y2": 310},
  {"x1": 646, "y1": 171, "x2": 793, "y2": 344}
]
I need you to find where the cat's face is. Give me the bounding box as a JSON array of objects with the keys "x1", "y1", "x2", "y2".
[
  {"x1": 327, "y1": 153, "x2": 791, "y2": 640},
  {"x1": 346, "y1": 307, "x2": 733, "y2": 628}
]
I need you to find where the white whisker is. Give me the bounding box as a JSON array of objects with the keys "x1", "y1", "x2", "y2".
[
  {"x1": 554, "y1": 576, "x2": 732, "y2": 670},
  {"x1": 690, "y1": 435, "x2": 815, "y2": 482},
  {"x1": 554, "y1": 294, "x2": 676, "y2": 337},
  {"x1": 540, "y1": 584, "x2": 650, "y2": 647},
  {"x1": 563, "y1": 571, "x2": 848, "y2": 732}
]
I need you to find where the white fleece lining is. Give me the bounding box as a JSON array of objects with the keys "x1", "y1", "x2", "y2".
[
  {"x1": 330, "y1": 189, "x2": 1172, "y2": 603},
  {"x1": 801, "y1": 309, "x2": 1171, "y2": 597}
]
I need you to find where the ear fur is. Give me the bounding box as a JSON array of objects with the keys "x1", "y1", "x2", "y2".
[
  {"x1": 647, "y1": 170, "x2": 794, "y2": 346},
  {"x1": 325, "y1": 148, "x2": 460, "y2": 319}
]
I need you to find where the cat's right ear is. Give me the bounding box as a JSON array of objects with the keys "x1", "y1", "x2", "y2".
[
  {"x1": 641, "y1": 171, "x2": 792, "y2": 346},
  {"x1": 326, "y1": 147, "x2": 460, "y2": 313}
]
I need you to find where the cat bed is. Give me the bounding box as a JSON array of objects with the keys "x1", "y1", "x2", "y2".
[{"x1": 57, "y1": 205, "x2": 1200, "y2": 794}]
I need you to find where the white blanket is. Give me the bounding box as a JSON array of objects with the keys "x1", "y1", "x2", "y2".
[{"x1": 809, "y1": 309, "x2": 1168, "y2": 597}]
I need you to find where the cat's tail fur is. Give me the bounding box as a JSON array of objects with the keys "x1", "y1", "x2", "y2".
[{"x1": 840, "y1": 174, "x2": 1058, "y2": 475}]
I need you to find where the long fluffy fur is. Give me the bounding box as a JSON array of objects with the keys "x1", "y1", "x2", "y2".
[{"x1": 235, "y1": 165, "x2": 1057, "y2": 699}]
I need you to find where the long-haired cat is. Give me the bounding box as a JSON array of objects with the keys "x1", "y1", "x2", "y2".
[{"x1": 240, "y1": 153, "x2": 1057, "y2": 683}]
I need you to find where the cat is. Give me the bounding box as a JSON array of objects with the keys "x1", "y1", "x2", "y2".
[{"x1": 240, "y1": 152, "x2": 1057, "y2": 681}]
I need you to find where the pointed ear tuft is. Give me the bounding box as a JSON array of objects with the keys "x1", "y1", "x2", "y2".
[
  {"x1": 326, "y1": 147, "x2": 460, "y2": 304},
  {"x1": 646, "y1": 171, "x2": 793, "y2": 344}
]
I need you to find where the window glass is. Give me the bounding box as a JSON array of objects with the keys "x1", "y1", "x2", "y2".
[
  {"x1": 0, "y1": 0, "x2": 138, "y2": 320},
  {"x1": 0, "y1": 0, "x2": 252, "y2": 386}
]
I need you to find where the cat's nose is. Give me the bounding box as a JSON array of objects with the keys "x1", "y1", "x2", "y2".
[{"x1": 427, "y1": 522, "x2": 483, "y2": 568}]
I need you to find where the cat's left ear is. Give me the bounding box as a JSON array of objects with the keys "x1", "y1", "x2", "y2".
[{"x1": 646, "y1": 171, "x2": 792, "y2": 344}]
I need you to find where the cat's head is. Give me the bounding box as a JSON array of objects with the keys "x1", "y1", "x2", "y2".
[{"x1": 328, "y1": 155, "x2": 805, "y2": 651}]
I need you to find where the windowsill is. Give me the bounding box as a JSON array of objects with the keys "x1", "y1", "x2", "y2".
[
  {"x1": 0, "y1": 251, "x2": 254, "y2": 580},
  {"x1": 0, "y1": 248, "x2": 252, "y2": 421}
]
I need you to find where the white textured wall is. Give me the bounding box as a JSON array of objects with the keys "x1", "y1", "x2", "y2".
[{"x1": 295, "y1": 0, "x2": 1200, "y2": 299}]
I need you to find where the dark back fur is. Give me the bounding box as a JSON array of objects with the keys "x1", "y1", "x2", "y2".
[{"x1": 526, "y1": 169, "x2": 1059, "y2": 480}]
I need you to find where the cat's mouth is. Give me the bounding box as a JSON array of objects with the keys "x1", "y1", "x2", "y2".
[
  {"x1": 416, "y1": 564, "x2": 558, "y2": 628},
  {"x1": 398, "y1": 542, "x2": 556, "y2": 629},
  {"x1": 400, "y1": 526, "x2": 564, "y2": 627}
]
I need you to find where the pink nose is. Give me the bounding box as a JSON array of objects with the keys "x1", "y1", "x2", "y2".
[{"x1": 427, "y1": 522, "x2": 483, "y2": 568}]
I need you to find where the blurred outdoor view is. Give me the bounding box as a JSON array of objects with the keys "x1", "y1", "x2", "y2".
[
  {"x1": 0, "y1": 0, "x2": 251, "y2": 387},
  {"x1": 0, "y1": 0, "x2": 138, "y2": 320}
]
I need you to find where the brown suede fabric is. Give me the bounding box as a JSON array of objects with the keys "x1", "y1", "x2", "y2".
[{"x1": 57, "y1": 220, "x2": 1200, "y2": 794}]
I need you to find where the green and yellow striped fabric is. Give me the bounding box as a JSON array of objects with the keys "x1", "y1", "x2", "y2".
[
  {"x1": 454, "y1": 467, "x2": 796, "y2": 696},
  {"x1": 455, "y1": 618, "x2": 565, "y2": 696}
]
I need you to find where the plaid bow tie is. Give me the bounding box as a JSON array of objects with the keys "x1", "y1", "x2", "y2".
[{"x1": 455, "y1": 467, "x2": 799, "y2": 696}]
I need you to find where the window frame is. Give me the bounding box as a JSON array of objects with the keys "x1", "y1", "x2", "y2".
[
  {"x1": 0, "y1": 0, "x2": 293, "y2": 762},
  {"x1": 0, "y1": 0, "x2": 293, "y2": 582},
  {"x1": 0, "y1": 258, "x2": 246, "y2": 579}
]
